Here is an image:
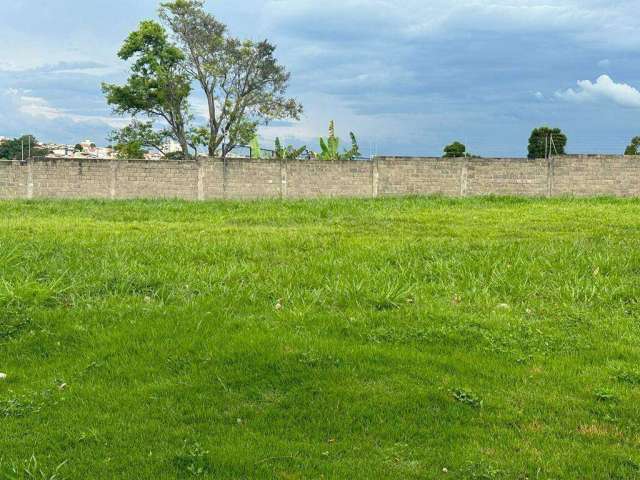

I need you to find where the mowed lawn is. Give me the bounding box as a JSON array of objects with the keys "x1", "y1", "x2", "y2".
[{"x1": 1, "y1": 197, "x2": 640, "y2": 479}]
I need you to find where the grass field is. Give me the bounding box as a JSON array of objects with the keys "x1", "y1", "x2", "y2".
[{"x1": 1, "y1": 197, "x2": 640, "y2": 479}]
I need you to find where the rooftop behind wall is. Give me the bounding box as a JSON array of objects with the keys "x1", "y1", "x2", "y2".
[{"x1": 1, "y1": 155, "x2": 639, "y2": 200}]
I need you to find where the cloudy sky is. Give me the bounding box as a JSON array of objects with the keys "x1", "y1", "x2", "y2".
[{"x1": 1, "y1": 0, "x2": 639, "y2": 157}]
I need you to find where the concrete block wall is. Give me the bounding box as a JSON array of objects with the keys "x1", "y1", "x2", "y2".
[
  {"x1": 466, "y1": 158, "x2": 549, "y2": 197},
  {"x1": 223, "y1": 159, "x2": 282, "y2": 199},
  {"x1": 286, "y1": 160, "x2": 373, "y2": 198},
  {"x1": 377, "y1": 157, "x2": 463, "y2": 196},
  {"x1": 113, "y1": 160, "x2": 200, "y2": 200},
  {"x1": 0, "y1": 161, "x2": 27, "y2": 199},
  {"x1": 552, "y1": 155, "x2": 640, "y2": 197},
  {"x1": 30, "y1": 158, "x2": 113, "y2": 199},
  {"x1": 0, "y1": 156, "x2": 639, "y2": 200}
]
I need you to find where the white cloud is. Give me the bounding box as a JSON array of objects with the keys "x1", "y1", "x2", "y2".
[
  {"x1": 265, "y1": 0, "x2": 640, "y2": 49},
  {"x1": 4, "y1": 89, "x2": 128, "y2": 128},
  {"x1": 555, "y1": 75, "x2": 640, "y2": 109}
]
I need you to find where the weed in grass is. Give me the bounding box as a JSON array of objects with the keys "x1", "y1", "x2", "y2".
[
  {"x1": 297, "y1": 350, "x2": 342, "y2": 368},
  {"x1": 77, "y1": 429, "x2": 100, "y2": 444},
  {"x1": 173, "y1": 441, "x2": 212, "y2": 477},
  {"x1": 0, "y1": 397, "x2": 41, "y2": 418},
  {"x1": 452, "y1": 388, "x2": 483, "y2": 409},
  {"x1": 0, "y1": 455, "x2": 67, "y2": 480},
  {"x1": 0, "y1": 315, "x2": 32, "y2": 341},
  {"x1": 594, "y1": 389, "x2": 619, "y2": 402},
  {"x1": 461, "y1": 461, "x2": 504, "y2": 479},
  {"x1": 614, "y1": 370, "x2": 640, "y2": 386},
  {"x1": 369, "y1": 282, "x2": 415, "y2": 311}
]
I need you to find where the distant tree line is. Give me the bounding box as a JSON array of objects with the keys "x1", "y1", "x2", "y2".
[
  {"x1": 442, "y1": 127, "x2": 571, "y2": 159},
  {"x1": 0, "y1": 135, "x2": 50, "y2": 160}
]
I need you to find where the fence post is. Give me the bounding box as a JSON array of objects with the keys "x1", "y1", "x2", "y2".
[
  {"x1": 280, "y1": 158, "x2": 288, "y2": 199},
  {"x1": 460, "y1": 158, "x2": 469, "y2": 197},
  {"x1": 197, "y1": 159, "x2": 205, "y2": 201},
  {"x1": 371, "y1": 157, "x2": 379, "y2": 198},
  {"x1": 547, "y1": 156, "x2": 555, "y2": 198},
  {"x1": 222, "y1": 157, "x2": 228, "y2": 200},
  {"x1": 26, "y1": 159, "x2": 33, "y2": 199},
  {"x1": 110, "y1": 161, "x2": 117, "y2": 199}
]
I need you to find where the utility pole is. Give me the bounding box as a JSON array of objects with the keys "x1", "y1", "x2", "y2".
[
  {"x1": 544, "y1": 134, "x2": 549, "y2": 159},
  {"x1": 549, "y1": 134, "x2": 557, "y2": 157}
]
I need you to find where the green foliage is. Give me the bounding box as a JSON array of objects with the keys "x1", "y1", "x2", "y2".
[
  {"x1": 102, "y1": 20, "x2": 192, "y2": 157},
  {"x1": 113, "y1": 142, "x2": 147, "y2": 160},
  {"x1": 275, "y1": 137, "x2": 307, "y2": 160},
  {"x1": 160, "y1": 1, "x2": 302, "y2": 158},
  {"x1": 0, "y1": 455, "x2": 67, "y2": 480},
  {"x1": 528, "y1": 127, "x2": 567, "y2": 159},
  {"x1": 74, "y1": 144, "x2": 83, "y2": 152},
  {"x1": 452, "y1": 388, "x2": 483, "y2": 408},
  {"x1": 315, "y1": 121, "x2": 362, "y2": 160},
  {"x1": 624, "y1": 136, "x2": 640, "y2": 155},
  {"x1": 174, "y1": 441, "x2": 212, "y2": 477},
  {"x1": 443, "y1": 141, "x2": 467, "y2": 158},
  {"x1": 0, "y1": 135, "x2": 50, "y2": 160},
  {"x1": 249, "y1": 136, "x2": 262, "y2": 159},
  {"x1": 108, "y1": 120, "x2": 172, "y2": 159},
  {"x1": 594, "y1": 388, "x2": 619, "y2": 402}
]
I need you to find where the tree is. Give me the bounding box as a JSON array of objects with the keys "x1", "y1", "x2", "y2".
[
  {"x1": 528, "y1": 127, "x2": 567, "y2": 159},
  {"x1": 443, "y1": 141, "x2": 467, "y2": 158},
  {"x1": 159, "y1": 0, "x2": 303, "y2": 158},
  {"x1": 102, "y1": 20, "x2": 192, "y2": 157},
  {"x1": 311, "y1": 121, "x2": 361, "y2": 161},
  {"x1": 0, "y1": 135, "x2": 49, "y2": 160},
  {"x1": 74, "y1": 143, "x2": 83, "y2": 152},
  {"x1": 624, "y1": 136, "x2": 640, "y2": 155},
  {"x1": 109, "y1": 120, "x2": 175, "y2": 158},
  {"x1": 113, "y1": 142, "x2": 147, "y2": 160}
]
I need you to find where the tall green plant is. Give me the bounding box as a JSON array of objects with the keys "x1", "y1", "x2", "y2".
[
  {"x1": 275, "y1": 138, "x2": 306, "y2": 160},
  {"x1": 315, "y1": 121, "x2": 361, "y2": 160},
  {"x1": 250, "y1": 136, "x2": 262, "y2": 159}
]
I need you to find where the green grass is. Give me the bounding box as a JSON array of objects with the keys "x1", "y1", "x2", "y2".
[{"x1": 1, "y1": 197, "x2": 640, "y2": 479}]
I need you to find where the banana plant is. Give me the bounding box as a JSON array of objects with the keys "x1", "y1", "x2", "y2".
[
  {"x1": 275, "y1": 138, "x2": 307, "y2": 160},
  {"x1": 314, "y1": 121, "x2": 361, "y2": 160}
]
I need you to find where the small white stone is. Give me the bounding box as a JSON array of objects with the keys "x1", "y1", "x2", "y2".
[{"x1": 0, "y1": 373, "x2": 7, "y2": 380}]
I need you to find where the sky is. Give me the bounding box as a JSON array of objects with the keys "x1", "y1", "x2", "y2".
[{"x1": 1, "y1": 0, "x2": 639, "y2": 157}]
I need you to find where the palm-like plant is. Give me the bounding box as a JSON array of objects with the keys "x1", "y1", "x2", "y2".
[
  {"x1": 275, "y1": 138, "x2": 307, "y2": 160},
  {"x1": 315, "y1": 121, "x2": 361, "y2": 160}
]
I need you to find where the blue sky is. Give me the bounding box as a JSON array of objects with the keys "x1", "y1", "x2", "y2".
[{"x1": 1, "y1": 0, "x2": 639, "y2": 157}]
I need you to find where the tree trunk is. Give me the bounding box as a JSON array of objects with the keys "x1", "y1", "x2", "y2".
[
  {"x1": 179, "y1": 138, "x2": 190, "y2": 158},
  {"x1": 207, "y1": 93, "x2": 217, "y2": 157}
]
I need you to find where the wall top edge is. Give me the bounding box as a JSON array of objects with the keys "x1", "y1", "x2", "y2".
[{"x1": 4, "y1": 155, "x2": 634, "y2": 166}]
